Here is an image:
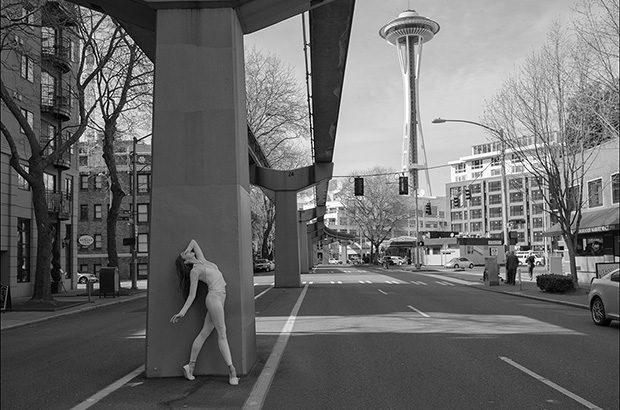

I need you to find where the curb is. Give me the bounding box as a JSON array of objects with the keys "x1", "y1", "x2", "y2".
[
  {"x1": 473, "y1": 285, "x2": 589, "y2": 310},
  {"x1": 1, "y1": 292, "x2": 147, "y2": 331}
]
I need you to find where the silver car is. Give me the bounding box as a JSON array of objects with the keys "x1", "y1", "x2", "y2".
[{"x1": 588, "y1": 268, "x2": 619, "y2": 326}]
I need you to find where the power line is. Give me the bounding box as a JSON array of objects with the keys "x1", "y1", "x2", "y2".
[{"x1": 333, "y1": 162, "x2": 453, "y2": 179}]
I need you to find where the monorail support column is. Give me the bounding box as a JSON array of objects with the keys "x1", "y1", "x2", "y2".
[{"x1": 146, "y1": 8, "x2": 255, "y2": 378}]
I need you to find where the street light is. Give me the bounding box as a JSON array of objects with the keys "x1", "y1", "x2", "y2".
[
  {"x1": 130, "y1": 134, "x2": 151, "y2": 290},
  {"x1": 432, "y1": 118, "x2": 511, "y2": 250}
]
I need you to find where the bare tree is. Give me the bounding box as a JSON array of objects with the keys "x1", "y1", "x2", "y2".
[
  {"x1": 571, "y1": 0, "x2": 619, "y2": 139},
  {"x1": 482, "y1": 21, "x2": 617, "y2": 288},
  {"x1": 338, "y1": 167, "x2": 408, "y2": 263},
  {"x1": 245, "y1": 46, "x2": 311, "y2": 259},
  {"x1": 86, "y1": 16, "x2": 153, "y2": 269},
  {"x1": 1, "y1": 3, "x2": 122, "y2": 300}
]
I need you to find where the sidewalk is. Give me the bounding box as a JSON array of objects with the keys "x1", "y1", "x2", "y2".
[
  {"x1": 409, "y1": 266, "x2": 591, "y2": 310},
  {"x1": 0, "y1": 280, "x2": 148, "y2": 331}
]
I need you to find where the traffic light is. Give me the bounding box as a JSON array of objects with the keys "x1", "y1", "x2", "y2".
[
  {"x1": 354, "y1": 177, "x2": 364, "y2": 196},
  {"x1": 464, "y1": 187, "x2": 471, "y2": 201},
  {"x1": 452, "y1": 196, "x2": 460, "y2": 207},
  {"x1": 398, "y1": 176, "x2": 409, "y2": 195},
  {"x1": 425, "y1": 202, "x2": 432, "y2": 215}
]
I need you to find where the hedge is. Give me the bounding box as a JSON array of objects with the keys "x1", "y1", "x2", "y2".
[{"x1": 536, "y1": 274, "x2": 574, "y2": 293}]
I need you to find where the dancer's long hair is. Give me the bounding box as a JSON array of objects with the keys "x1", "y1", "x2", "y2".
[{"x1": 175, "y1": 255, "x2": 192, "y2": 299}]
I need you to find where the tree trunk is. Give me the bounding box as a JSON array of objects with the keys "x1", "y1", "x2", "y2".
[
  {"x1": 30, "y1": 177, "x2": 54, "y2": 301},
  {"x1": 102, "y1": 124, "x2": 125, "y2": 268}
]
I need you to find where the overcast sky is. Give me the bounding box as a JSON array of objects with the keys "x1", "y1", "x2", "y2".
[{"x1": 246, "y1": 0, "x2": 577, "y2": 197}]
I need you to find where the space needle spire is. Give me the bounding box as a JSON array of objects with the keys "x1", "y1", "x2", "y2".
[{"x1": 380, "y1": 10, "x2": 439, "y2": 196}]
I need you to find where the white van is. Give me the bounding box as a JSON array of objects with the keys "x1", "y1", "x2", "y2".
[{"x1": 516, "y1": 251, "x2": 545, "y2": 266}]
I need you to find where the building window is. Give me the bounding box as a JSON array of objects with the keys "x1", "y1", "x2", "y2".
[
  {"x1": 588, "y1": 178, "x2": 603, "y2": 208},
  {"x1": 44, "y1": 172, "x2": 56, "y2": 191},
  {"x1": 470, "y1": 209, "x2": 482, "y2": 219},
  {"x1": 613, "y1": 173, "x2": 619, "y2": 204},
  {"x1": 94, "y1": 264, "x2": 101, "y2": 275},
  {"x1": 137, "y1": 233, "x2": 149, "y2": 253},
  {"x1": 491, "y1": 156, "x2": 501, "y2": 166},
  {"x1": 137, "y1": 174, "x2": 151, "y2": 193},
  {"x1": 137, "y1": 263, "x2": 149, "y2": 279},
  {"x1": 510, "y1": 192, "x2": 523, "y2": 203},
  {"x1": 470, "y1": 183, "x2": 481, "y2": 194},
  {"x1": 80, "y1": 175, "x2": 89, "y2": 190},
  {"x1": 510, "y1": 205, "x2": 524, "y2": 217},
  {"x1": 19, "y1": 109, "x2": 34, "y2": 133},
  {"x1": 471, "y1": 196, "x2": 482, "y2": 206},
  {"x1": 41, "y1": 26, "x2": 55, "y2": 53},
  {"x1": 509, "y1": 178, "x2": 523, "y2": 191},
  {"x1": 533, "y1": 231, "x2": 543, "y2": 243},
  {"x1": 489, "y1": 207, "x2": 503, "y2": 218},
  {"x1": 94, "y1": 204, "x2": 102, "y2": 220},
  {"x1": 532, "y1": 203, "x2": 544, "y2": 214},
  {"x1": 80, "y1": 204, "x2": 89, "y2": 221},
  {"x1": 531, "y1": 189, "x2": 544, "y2": 201},
  {"x1": 454, "y1": 163, "x2": 465, "y2": 174},
  {"x1": 490, "y1": 220, "x2": 503, "y2": 231},
  {"x1": 41, "y1": 71, "x2": 56, "y2": 107},
  {"x1": 470, "y1": 222, "x2": 482, "y2": 232},
  {"x1": 21, "y1": 6, "x2": 35, "y2": 24},
  {"x1": 17, "y1": 165, "x2": 29, "y2": 190},
  {"x1": 489, "y1": 194, "x2": 502, "y2": 205},
  {"x1": 80, "y1": 264, "x2": 88, "y2": 272},
  {"x1": 532, "y1": 217, "x2": 543, "y2": 229},
  {"x1": 94, "y1": 234, "x2": 102, "y2": 249},
  {"x1": 17, "y1": 218, "x2": 31, "y2": 283},
  {"x1": 471, "y1": 160, "x2": 483, "y2": 170},
  {"x1": 137, "y1": 204, "x2": 149, "y2": 223},
  {"x1": 20, "y1": 55, "x2": 34, "y2": 82},
  {"x1": 451, "y1": 224, "x2": 463, "y2": 232},
  {"x1": 488, "y1": 181, "x2": 502, "y2": 192},
  {"x1": 451, "y1": 211, "x2": 462, "y2": 221}
]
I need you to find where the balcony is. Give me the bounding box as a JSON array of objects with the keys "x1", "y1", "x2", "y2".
[
  {"x1": 46, "y1": 190, "x2": 72, "y2": 220},
  {"x1": 41, "y1": 94, "x2": 71, "y2": 121},
  {"x1": 42, "y1": 44, "x2": 72, "y2": 73}
]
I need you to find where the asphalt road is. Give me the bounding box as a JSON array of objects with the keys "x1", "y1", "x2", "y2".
[
  {"x1": 2, "y1": 265, "x2": 618, "y2": 410},
  {"x1": 1, "y1": 297, "x2": 147, "y2": 410}
]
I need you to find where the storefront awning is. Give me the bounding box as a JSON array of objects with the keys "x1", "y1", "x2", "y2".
[{"x1": 543, "y1": 207, "x2": 620, "y2": 237}]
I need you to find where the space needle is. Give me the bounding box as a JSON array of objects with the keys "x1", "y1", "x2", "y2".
[{"x1": 380, "y1": 10, "x2": 439, "y2": 196}]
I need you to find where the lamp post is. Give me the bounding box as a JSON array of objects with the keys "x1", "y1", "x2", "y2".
[
  {"x1": 130, "y1": 134, "x2": 151, "y2": 289},
  {"x1": 432, "y1": 118, "x2": 511, "y2": 251}
]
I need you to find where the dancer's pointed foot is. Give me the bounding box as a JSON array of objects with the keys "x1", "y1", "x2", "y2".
[
  {"x1": 182, "y1": 364, "x2": 195, "y2": 381},
  {"x1": 228, "y1": 364, "x2": 239, "y2": 386}
]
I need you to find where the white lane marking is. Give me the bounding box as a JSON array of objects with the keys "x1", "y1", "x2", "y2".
[
  {"x1": 330, "y1": 281, "x2": 335, "y2": 284},
  {"x1": 70, "y1": 365, "x2": 144, "y2": 410},
  {"x1": 243, "y1": 285, "x2": 310, "y2": 410},
  {"x1": 338, "y1": 281, "x2": 343, "y2": 285},
  {"x1": 359, "y1": 280, "x2": 366, "y2": 284},
  {"x1": 500, "y1": 357, "x2": 603, "y2": 410},
  {"x1": 407, "y1": 305, "x2": 430, "y2": 318},
  {"x1": 255, "y1": 286, "x2": 273, "y2": 300},
  {"x1": 436, "y1": 281, "x2": 455, "y2": 286},
  {"x1": 378, "y1": 289, "x2": 388, "y2": 295},
  {"x1": 365, "y1": 280, "x2": 372, "y2": 284}
]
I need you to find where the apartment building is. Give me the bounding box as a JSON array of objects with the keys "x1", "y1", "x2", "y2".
[
  {"x1": 1, "y1": 1, "x2": 80, "y2": 298},
  {"x1": 76, "y1": 136, "x2": 151, "y2": 280}
]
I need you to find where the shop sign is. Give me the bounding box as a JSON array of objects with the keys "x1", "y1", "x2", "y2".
[{"x1": 78, "y1": 235, "x2": 94, "y2": 246}]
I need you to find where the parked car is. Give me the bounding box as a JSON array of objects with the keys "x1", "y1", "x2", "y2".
[
  {"x1": 77, "y1": 272, "x2": 98, "y2": 284},
  {"x1": 253, "y1": 259, "x2": 275, "y2": 272},
  {"x1": 588, "y1": 268, "x2": 619, "y2": 326},
  {"x1": 444, "y1": 257, "x2": 474, "y2": 269},
  {"x1": 328, "y1": 258, "x2": 342, "y2": 264}
]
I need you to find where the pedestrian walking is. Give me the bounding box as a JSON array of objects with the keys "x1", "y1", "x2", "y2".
[
  {"x1": 170, "y1": 239, "x2": 239, "y2": 385},
  {"x1": 526, "y1": 253, "x2": 536, "y2": 281},
  {"x1": 505, "y1": 251, "x2": 519, "y2": 285}
]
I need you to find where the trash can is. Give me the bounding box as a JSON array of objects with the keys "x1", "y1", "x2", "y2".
[{"x1": 99, "y1": 267, "x2": 119, "y2": 298}]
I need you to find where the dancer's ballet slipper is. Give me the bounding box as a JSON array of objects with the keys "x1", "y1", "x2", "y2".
[{"x1": 182, "y1": 364, "x2": 195, "y2": 381}]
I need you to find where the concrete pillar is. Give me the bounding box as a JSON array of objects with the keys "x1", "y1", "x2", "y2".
[
  {"x1": 299, "y1": 217, "x2": 309, "y2": 274},
  {"x1": 274, "y1": 190, "x2": 301, "y2": 287},
  {"x1": 146, "y1": 8, "x2": 255, "y2": 378}
]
